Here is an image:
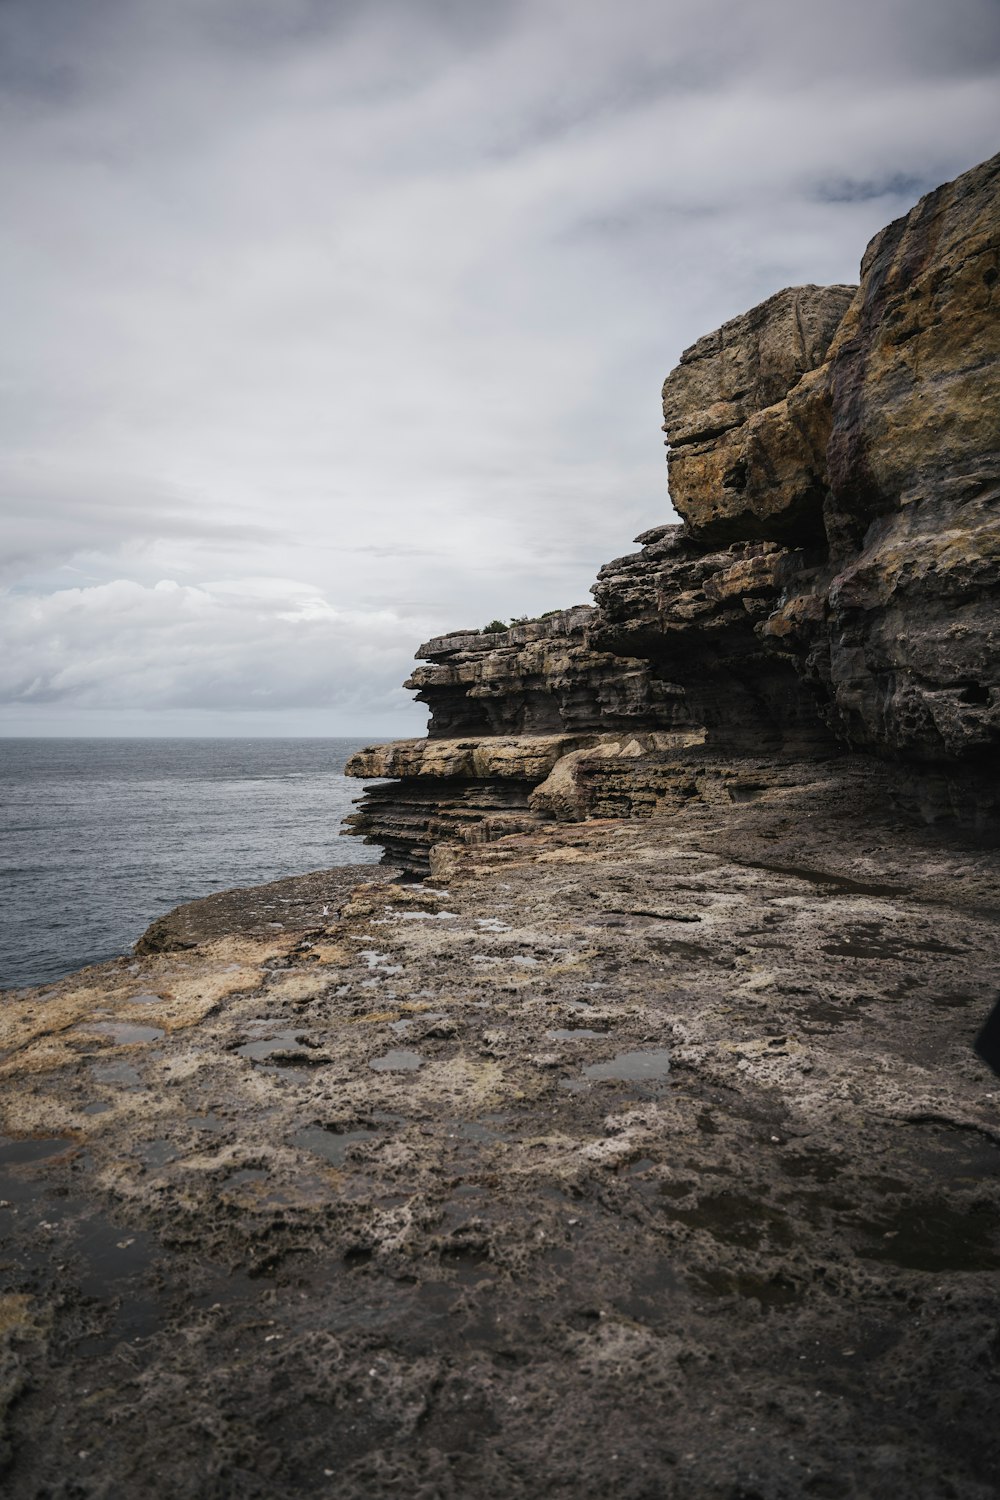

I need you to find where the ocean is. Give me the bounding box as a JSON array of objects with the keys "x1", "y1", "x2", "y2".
[{"x1": 0, "y1": 738, "x2": 382, "y2": 991}]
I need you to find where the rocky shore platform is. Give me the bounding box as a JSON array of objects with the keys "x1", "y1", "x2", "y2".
[
  {"x1": 3, "y1": 150, "x2": 999, "y2": 1497},
  {"x1": 2, "y1": 757, "x2": 999, "y2": 1499}
]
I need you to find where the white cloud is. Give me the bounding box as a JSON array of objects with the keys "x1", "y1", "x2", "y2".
[
  {"x1": 0, "y1": 574, "x2": 431, "y2": 735},
  {"x1": 0, "y1": 0, "x2": 997, "y2": 732}
]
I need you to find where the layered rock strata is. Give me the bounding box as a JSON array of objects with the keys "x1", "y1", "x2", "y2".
[
  {"x1": 349, "y1": 150, "x2": 1000, "y2": 868},
  {"x1": 346, "y1": 610, "x2": 695, "y2": 871},
  {"x1": 770, "y1": 151, "x2": 1000, "y2": 769},
  {"x1": 344, "y1": 729, "x2": 703, "y2": 874},
  {"x1": 660, "y1": 283, "x2": 856, "y2": 544},
  {"x1": 595, "y1": 150, "x2": 1000, "y2": 804},
  {"x1": 408, "y1": 605, "x2": 688, "y2": 737},
  {"x1": 5, "y1": 152, "x2": 1000, "y2": 1500}
]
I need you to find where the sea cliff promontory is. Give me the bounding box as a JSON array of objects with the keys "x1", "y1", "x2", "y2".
[
  {"x1": 347, "y1": 151, "x2": 1000, "y2": 861},
  {"x1": 1, "y1": 154, "x2": 999, "y2": 1499}
]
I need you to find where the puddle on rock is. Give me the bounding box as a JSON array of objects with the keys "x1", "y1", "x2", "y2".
[
  {"x1": 395, "y1": 911, "x2": 458, "y2": 922},
  {"x1": 235, "y1": 1031, "x2": 326, "y2": 1070},
  {"x1": 390, "y1": 1013, "x2": 443, "y2": 1035},
  {"x1": 137, "y1": 1138, "x2": 177, "y2": 1168},
  {"x1": 185, "y1": 1111, "x2": 229, "y2": 1133},
  {"x1": 292, "y1": 1125, "x2": 379, "y2": 1166},
  {"x1": 358, "y1": 951, "x2": 403, "y2": 975},
  {"x1": 128, "y1": 993, "x2": 167, "y2": 1006},
  {"x1": 92, "y1": 1061, "x2": 144, "y2": 1088},
  {"x1": 369, "y1": 1049, "x2": 424, "y2": 1072},
  {"x1": 89, "y1": 1022, "x2": 164, "y2": 1044},
  {"x1": 0, "y1": 1136, "x2": 76, "y2": 1167},
  {"x1": 582, "y1": 1048, "x2": 671, "y2": 1085},
  {"x1": 737, "y1": 860, "x2": 912, "y2": 899},
  {"x1": 222, "y1": 1167, "x2": 269, "y2": 1190},
  {"x1": 547, "y1": 1028, "x2": 607, "y2": 1040},
  {"x1": 444, "y1": 1116, "x2": 513, "y2": 1144},
  {"x1": 856, "y1": 1198, "x2": 1000, "y2": 1272},
  {"x1": 693, "y1": 1267, "x2": 801, "y2": 1309},
  {"x1": 665, "y1": 1191, "x2": 793, "y2": 1250}
]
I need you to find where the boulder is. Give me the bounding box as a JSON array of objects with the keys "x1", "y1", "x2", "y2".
[{"x1": 662, "y1": 284, "x2": 855, "y2": 543}]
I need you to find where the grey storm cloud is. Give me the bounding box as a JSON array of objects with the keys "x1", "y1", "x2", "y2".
[{"x1": 1, "y1": 0, "x2": 998, "y2": 734}]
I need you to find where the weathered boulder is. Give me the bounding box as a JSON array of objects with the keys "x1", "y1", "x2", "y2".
[{"x1": 662, "y1": 284, "x2": 855, "y2": 543}]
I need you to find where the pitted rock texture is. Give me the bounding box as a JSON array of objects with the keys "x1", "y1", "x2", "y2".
[
  {"x1": 135, "y1": 866, "x2": 399, "y2": 953},
  {"x1": 3, "y1": 767, "x2": 1000, "y2": 1499},
  {"x1": 408, "y1": 605, "x2": 689, "y2": 738},
  {"x1": 661, "y1": 283, "x2": 855, "y2": 544}
]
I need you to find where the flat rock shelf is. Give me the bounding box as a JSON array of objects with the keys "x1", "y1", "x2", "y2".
[{"x1": 1, "y1": 765, "x2": 999, "y2": 1499}]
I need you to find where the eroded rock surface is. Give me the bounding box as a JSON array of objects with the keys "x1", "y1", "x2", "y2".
[
  {"x1": 2, "y1": 772, "x2": 999, "y2": 1498},
  {"x1": 356, "y1": 156, "x2": 999, "y2": 869},
  {"x1": 409, "y1": 606, "x2": 688, "y2": 739},
  {"x1": 5, "y1": 152, "x2": 999, "y2": 1499},
  {"x1": 596, "y1": 150, "x2": 1000, "y2": 788},
  {"x1": 591, "y1": 526, "x2": 835, "y2": 754},
  {"x1": 782, "y1": 151, "x2": 1000, "y2": 765},
  {"x1": 346, "y1": 609, "x2": 695, "y2": 871},
  {"x1": 661, "y1": 284, "x2": 856, "y2": 544},
  {"x1": 344, "y1": 731, "x2": 703, "y2": 873}
]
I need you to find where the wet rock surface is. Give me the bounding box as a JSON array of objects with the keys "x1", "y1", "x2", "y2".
[
  {"x1": 3, "y1": 769, "x2": 1000, "y2": 1499},
  {"x1": 136, "y1": 866, "x2": 400, "y2": 953}
]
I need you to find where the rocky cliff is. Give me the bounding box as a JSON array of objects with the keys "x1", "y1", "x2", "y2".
[
  {"x1": 348, "y1": 150, "x2": 1000, "y2": 867},
  {"x1": 5, "y1": 151, "x2": 1000, "y2": 1500},
  {"x1": 345, "y1": 607, "x2": 699, "y2": 872}
]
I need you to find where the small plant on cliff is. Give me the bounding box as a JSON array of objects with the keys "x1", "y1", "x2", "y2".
[{"x1": 482, "y1": 619, "x2": 508, "y2": 633}]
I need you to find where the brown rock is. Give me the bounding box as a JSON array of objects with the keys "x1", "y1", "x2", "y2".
[
  {"x1": 798, "y1": 151, "x2": 1000, "y2": 764},
  {"x1": 407, "y1": 606, "x2": 688, "y2": 738},
  {"x1": 662, "y1": 285, "x2": 855, "y2": 542},
  {"x1": 591, "y1": 525, "x2": 835, "y2": 755}
]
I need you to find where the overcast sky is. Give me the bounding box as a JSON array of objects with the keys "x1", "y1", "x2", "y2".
[{"x1": 1, "y1": 0, "x2": 998, "y2": 737}]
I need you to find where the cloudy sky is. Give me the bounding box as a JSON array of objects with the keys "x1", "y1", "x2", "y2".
[{"x1": 2, "y1": 0, "x2": 998, "y2": 737}]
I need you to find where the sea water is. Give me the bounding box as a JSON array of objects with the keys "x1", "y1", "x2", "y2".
[{"x1": 0, "y1": 738, "x2": 381, "y2": 990}]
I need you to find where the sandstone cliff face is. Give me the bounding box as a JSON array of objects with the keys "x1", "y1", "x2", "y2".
[
  {"x1": 591, "y1": 525, "x2": 835, "y2": 754},
  {"x1": 343, "y1": 729, "x2": 704, "y2": 872},
  {"x1": 407, "y1": 606, "x2": 688, "y2": 738},
  {"x1": 348, "y1": 151, "x2": 1000, "y2": 868},
  {"x1": 345, "y1": 612, "x2": 695, "y2": 871},
  {"x1": 780, "y1": 151, "x2": 1000, "y2": 767},
  {"x1": 661, "y1": 284, "x2": 856, "y2": 544},
  {"x1": 601, "y1": 150, "x2": 1000, "y2": 777}
]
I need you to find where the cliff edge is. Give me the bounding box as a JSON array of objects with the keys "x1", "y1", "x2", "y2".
[{"x1": 347, "y1": 151, "x2": 1000, "y2": 866}]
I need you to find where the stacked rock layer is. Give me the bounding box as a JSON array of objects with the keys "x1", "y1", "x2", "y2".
[{"x1": 347, "y1": 151, "x2": 1000, "y2": 869}]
